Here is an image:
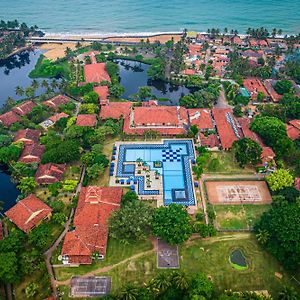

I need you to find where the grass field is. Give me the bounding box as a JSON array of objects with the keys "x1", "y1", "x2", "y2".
[
  {"x1": 57, "y1": 234, "x2": 299, "y2": 299},
  {"x1": 214, "y1": 204, "x2": 271, "y2": 230},
  {"x1": 205, "y1": 151, "x2": 254, "y2": 174}
]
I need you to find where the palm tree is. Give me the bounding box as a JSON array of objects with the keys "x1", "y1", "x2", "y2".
[
  {"x1": 50, "y1": 79, "x2": 58, "y2": 90},
  {"x1": 272, "y1": 28, "x2": 277, "y2": 38},
  {"x1": 118, "y1": 284, "x2": 139, "y2": 300},
  {"x1": 151, "y1": 273, "x2": 171, "y2": 293},
  {"x1": 15, "y1": 86, "x2": 24, "y2": 97},
  {"x1": 224, "y1": 27, "x2": 228, "y2": 34},
  {"x1": 256, "y1": 229, "x2": 269, "y2": 245},
  {"x1": 172, "y1": 271, "x2": 189, "y2": 290},
  {"x1": 278, "y1": 29, "x2": 283, "y2": 36},
  {"x1": 41, "y1": 79, "x2": 49, "y2": 89},
  {"x1": 278, "y1": 286, "x2": 299, "y2": 300},
  {"x1": 25, "y1": 86, "x2": 35, "y2": 98},
  {"x1": 4, "y1": 96, "x2": 15, "y2": 108},
  {"x1": 31, "y1": 79, "x2": 39, "y2": 90}
]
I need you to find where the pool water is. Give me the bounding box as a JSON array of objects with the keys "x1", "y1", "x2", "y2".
[
  {"x1": 117, "y1": 140, "x2": 195, "y2": 206},
  {"x1": 229, "y1": 249, "x2": 248, "y2": 270}
]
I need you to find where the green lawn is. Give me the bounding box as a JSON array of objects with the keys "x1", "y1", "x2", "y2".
[
  {"x1": 56, "y1": 234, "x2": 299, "y2": 299},
  {"x1": 205, "y1": 151, "x2": 254, "y2": 174},
  {"x1": 214, "y1": 204, "x2": 271, "y2": 230},
  {"x1": 54, "y1": 237, "x2": 153, "y2": 281}
]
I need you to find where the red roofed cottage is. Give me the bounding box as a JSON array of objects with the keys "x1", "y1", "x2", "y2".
[
  {"x1": 76, "y1": 114, "x2": 97, "y2": 127},
  {"x1": 35, "y1": 163, "x2": 66, "y2": 185}
]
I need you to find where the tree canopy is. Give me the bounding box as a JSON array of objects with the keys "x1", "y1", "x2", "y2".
[{"x1": 266, "y1": 169, "x2": 294, "y2": 191}]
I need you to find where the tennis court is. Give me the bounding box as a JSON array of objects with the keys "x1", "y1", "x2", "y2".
[{"x1": 157, "y1": 239, "x2": 179, "y2": 268}]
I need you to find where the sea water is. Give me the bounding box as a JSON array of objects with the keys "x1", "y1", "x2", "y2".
[{"x1": 0, "y1": 0, "x2": 299, "y2": 35}]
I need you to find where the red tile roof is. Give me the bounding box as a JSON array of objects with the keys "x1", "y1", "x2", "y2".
[
  {"x1": 263, "y1": 80, "x2": 282, "y2": 102},
  {"x1": 44, "y1": 95, "x2": 70, "y2": 109},
  {"x1": 61, "y1": 186, "x2": 122, "y2": 264},
  {"x1": 188, "y1": 44, "x2": 202, "y2": 56},
  {"x1": 12, "y1": 101, "x2": 36, "y2": 116},
  {"x1": 289, "y1": 120, "x2": 300, "y2": 131},
  {"x1": 295, "y1": 178, "x2": 300, "y2": 191},
  {"x1": 35, "y1": 163, "x2": 66, "y2": 185},
  {"x1": 200, "y1": 133, "x2": 220, "y2": 148},
  {"x1": 287, "y1": 125, "x2": 300, "y2": 140},
  {"x1": 243, "y1": 78, "x2": 269, "y2": 100},
  {"x1": 5, "y1": 194, "x2": 52, "y2": 233},
  {"x1": 19, "y1": 143, "x2": 45, "y2": 164},
  {"x1": 13, "y1": 129, "x2": 41, "y2": 145},
  {"x1": 49, "y1": 112, "x2": 69, "y2": 123},
  {"x1": 0, "y1": 111, "x2": 20, "y2": 126},
  {"x1": 231, "y1": 35, "x2": 242, "y2": 45},
  {"x1": 261, "y1": 146, "x2": 275, "y2": 164},
  {"x1": 212, "y1": 108, "x2": 240, "y2": 149},
  {"x1": 99, "y1": 102, "x2": 132, "y2": 120},
  {"x1": 184, "y1": 69, "x2": 196, "y2": 75},
  {"x1": 94, "y1": 85, "x2": 109, "y2": 101},
  {"x1": 76, "y1": 114, "x2": 97, "y2": 127},
  {"x1": 84, "y1": 63, "x2": 111, "y2": 83},
  {"x1": 188, "y1": 108, "x2": 214, "y2": 130}
]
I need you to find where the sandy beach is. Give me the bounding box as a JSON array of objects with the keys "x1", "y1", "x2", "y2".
[{"x1": 39, "y1": 43, "x2": 77, "y2": 60}]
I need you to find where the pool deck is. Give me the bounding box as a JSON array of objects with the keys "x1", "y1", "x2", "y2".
[{"x1": 109, "y1": 139, "x2": 198, "y2": 209}]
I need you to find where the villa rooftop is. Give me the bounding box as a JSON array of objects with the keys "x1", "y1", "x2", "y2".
[
  {"x1": 84, "y1": 63, "x2": 111, "y2": 83},
  {"x1": 12, "y1": 100, "x2": 36, "y2": 116},
  {"x1": 0, "y1": 111, "x2": 20, "y2": 126},
  {"x1": 14, "y1": 129, "x2": 41, "y2": 145}
]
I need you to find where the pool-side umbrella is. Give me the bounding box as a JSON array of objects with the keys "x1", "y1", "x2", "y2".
[
  {"x1": 126, "y1": 179, "x2": 131, "y2": 184},
  {"x1": 194, "y1": 182, "x2": 199, "y2": 187},
  {"x1": 113, "y1": 146, "x2": 117, "y2": 150},
  {"x1": 191, "y1": 159, "x2": 196, "y2": 164},
  {"x1": 120, "y1": 179, "x2": 124, "y2": 184},
  {"x1": 130, "y1": 185, "x2": 135, "y2": 190},
  {"x1": 110, "y1": 167, "x2": 114, "y2": 171},
  {"x1": 112, "y1": 150, "x2": 116, "y2": 155},
  {"x1": 133, "y1": 178, "x2": 138, "y2": 184},
  {"x1": 111, "y1": 156, "x2": 115, "y2": 160},
  {"x1": 109, "y1": 172, "x2": 113, "y2": 176}
]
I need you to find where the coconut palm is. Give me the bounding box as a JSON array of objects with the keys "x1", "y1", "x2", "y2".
[
  {"x1": 256, "y1": 229, "x2": 269, "y2": 245},
  {"x1": 118, "y1": 284, "x2": 139, "y2": 300},
  {"x1": 50, "y1": 79, "x2": 58, "y2": 90},
  {"x1": 172, "y1": 271, "x2": 189, "y2": 290},
  {"x1": 25, "y1": 86, "x2": 35, "y2": 98},
  {"x1": 41, "y1": 80, "x2": 49, "y2": 89},
  {"x1": 278, "y1": 286, "x2": 299, "y2": 300},
  {"x1": 15, "y1": 86, "x2": 24, "y2": 97},
  {"x1": 151, "y1": 273, "x2": 171, "y2": 293},
  {"x1": 31, "y1": 79, "x2": 39, "y2": 90}
]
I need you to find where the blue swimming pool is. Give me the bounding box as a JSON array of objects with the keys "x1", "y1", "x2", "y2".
[{"x1": 116, "y1": 140, "x2": 195, "y2": 206}]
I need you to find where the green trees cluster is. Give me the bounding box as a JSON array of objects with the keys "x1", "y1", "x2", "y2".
[
  {"x1": 274, "y1": 80, "x2": 294, "y2": 95},
  {"x1": 266, "y1": 169, "x2": 294, "y2": 191}
]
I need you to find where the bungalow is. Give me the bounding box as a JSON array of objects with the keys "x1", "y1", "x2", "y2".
[
  {"x1": 94, "y1": 85, "x2": 110, "y2": 105},
  {"x1": 76, "y1": 114, "x2": 97, "y2": 127},
  {"x1": 199, "y1": 133, "x2": 220, "y2": 149},
  {"x1": 44, "y1": 95, "x2": 70, "y2": 110},
  {"x1": 287, "y1": 120, "x2": 300, "y2": 140},
  {"x1": 0, "y1": 111, "x2": 20, "y2": 127},
  {"x1": 49, "y1": 112, "x2": 69, "y2": 123},
  {"x1": 19, "y1": 143, "x2": 45, "y2": 164},
  {"x1": 123, "y1": 105, "x2": 188, "y2": 136},
  {"x1": 61, "y1": 186, "x2": 122, "y2": 264},
  {"x1": 12, "y1": 100, "x2": 36, "y2": 116},
  {"x1": 231, "y1": 35, "x2": 243, "y2": 46},
  {"x1": 84, "y1": 63, "x2": 111, "y2": 83},
  {"x1": 99, "y1": 102, "x2": 132, "y2": 120},
  {"x1": 212, "y1": 108, "x2": 241, "y2": 150},
  {"x1": 295, "y1": 178, "x2": 300, "y2": 192},
  {"x1": 188, "y1": 108, "x2": 214, "y2": 131},
  {"x1": 243, "y1": 78, "x2": 269, "y2": 101},
  {"x1": 35, "y1": 163, "x2": 66, "y2": 185},
  {"x1": 5, "y1": 194, "x2": 52, "y2": 233},
  {"x1": 13, "y1": 129, "x2": 41, "y2": 145},
  {"x1": 263, "y1": 79, "x2": 282, "y2": 102}
]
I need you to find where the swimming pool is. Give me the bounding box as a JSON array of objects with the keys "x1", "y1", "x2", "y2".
[{"x1": 116, "y1": 140, "x2": 196, "y2": 206}]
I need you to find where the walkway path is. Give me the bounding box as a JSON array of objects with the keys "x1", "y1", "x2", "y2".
[{"x1": 215, "y1": 86, "x2": 230, "y2": 108}]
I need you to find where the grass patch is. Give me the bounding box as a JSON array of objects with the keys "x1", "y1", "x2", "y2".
[
  {"x1": 214, "y1": 204, "x2": 271, "y2": 230},
  {"x1": 54, "y1": 238, "x2": 153, "y2": 281},
  {"x1": 205, "y1": 151, "x2": 254, "y2": 174},
  {"x1": 29, "y1": 54, "x2": 71, "y2": 79}
]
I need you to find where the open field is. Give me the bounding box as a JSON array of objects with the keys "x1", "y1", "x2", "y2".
[
  {"x1": 206, "y1": 181, "x2": 272, "y2": 205},
  {"x1": 214, "y1": 204, "x2": 271, "y2": 230},
  {"x1": 205, "y1": 151, "x2": 255, "y2": 174},
  {"x1": 40, "y1": 43, "x2": 77, "y2": 60},
  {"x1": 57, "y1": 234, "x2": 299, "y2": 299}
]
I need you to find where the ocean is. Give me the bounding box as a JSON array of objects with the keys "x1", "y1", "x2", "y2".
[{"x1": 0, "y1": 0, "x2": 299, "y2": 35}]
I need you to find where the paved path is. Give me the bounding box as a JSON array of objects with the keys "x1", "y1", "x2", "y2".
[
  {"x1": 215, "y1": 86, "x2": 231, "y2": 108},
  {"x1": 198, "y1": 177, "x2": 209, "y2": 225}
]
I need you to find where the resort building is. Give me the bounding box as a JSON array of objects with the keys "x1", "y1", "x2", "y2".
[
  {"x1": 12, "y1": 100, "x2": 36, "y2": 116},
  {"x1": 94, "y1": 85, "x2": 109, "y2": 105},
  {"x1": 0, "y1": 111, "x2": 20, "y2": 126},
  {"x1": 35, "y1": 163, "x2": 66, "y2": 185},
  {"x1": 99, "y1": 102, "x2": 132, "y2": 120},
  {"x1": 187, "y1": 108, "x2": 214, "y2": 131},
  {"x1": 61, "y1": 186, "x2": 122, "y2": 265},
  {"x1": 123, "y1": 106, "x2": 188, "y2": 136},
  {"x1": 40, "y1": 112, "x2": 69, "y2": 129},
  {"x1": 13, "y1": 129, "x2": 41, "y2": 145},
  {"x1": 44, "y1": 95, "x2": 70, "y2": 109},
  {"x1": 5, "y1": 194, "x2": 52, "y2": 233},
  {"x1": 19, "y1": 143, "x2": 45, "y2": 164},
  {"x1": 243, "y1": 78, "x2": 269, "y2": 101},
  {"x1": 84, "y1": 63, "x2": 111, "y2": 83},
  {"x1": 263, "y1": 79, "x2": 282, "y2": 102},
  {"x1": 287, "y1": 120, "x2": 300, "y2": 140},
  {"x1": 212, "y1": 108, "x2": 241, "y2": 150},
  {"x1": 76, "y1": 114, "x2": 97, "y2": 127}
]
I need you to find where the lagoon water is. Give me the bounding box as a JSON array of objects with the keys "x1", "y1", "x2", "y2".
[
  {"x1": 0, "y1": 0, "x2": 300, "y2": 35},
  {"x1": 0, "y1": 171, "x2": 20, "y2": 212}
]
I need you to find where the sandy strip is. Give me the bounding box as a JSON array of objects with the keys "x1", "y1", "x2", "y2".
[
  {"x1": 104, "y1": 34, "x2": 182, "y2": 44},
  {"x1": 39, "y1": 43, "x2": 77, "y2": 60}
]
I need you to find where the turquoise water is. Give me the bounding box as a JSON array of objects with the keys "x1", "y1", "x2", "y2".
[{"x1": 0, "y1": 0, "x2": 299, "y2": 34}]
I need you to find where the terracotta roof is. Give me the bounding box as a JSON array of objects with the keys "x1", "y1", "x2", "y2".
[
  {"x1": 12, "y1": 101, "x2": 36, "y2": 116},
  {"x1": 184, "y1": 69, "x2": 196, "y2": 75},
  {"x1": 99, "y1": 102, "x2": 132, "y2": 120},
  {"x1": 243, "y1": 78, "x2": 269, "y2": 100},
  {"x1": 188, "y1": 108, "x2": 214, "y2": 130},
  {"x1": 94, "y1": 85, "x2": 109, "y2": 101},
  {"x1": 35, "y1": 163, "x2": 66, "y2": 185},
  {"x1": 0, "y1": 111, "x2": 20, "y2": 126},
  {"x1": 261, "y1": 146, "x2": 275, "y2": 164},
  {"x1": 84, "y1": 63, "x2": 111, "y2": 83},
  {"x1": 287, "y1": 125, "x2": 300, "y2": 140},
  {"x1": 212, "y1": 108, "x2": 240, "y2": 149},
  {"x1": 49, "y1": 112, "x2": 69, "y2": 123},
  {"x1": 76, "y1": 114, "x2": 97, "y2": 127},
  {"x1": 200, "y1": 133, "x2": 220, "y2": 148},
  {"x1": 61, "y1": 186, "x2": 122, "y2": 264},
  {"x1": 5, "y1": 194, "x2": 52, "y2": 233},
  {"x1": 188, "y1": 44, "x2": 202, "y2": 56},
  {"x1": 295, "y1": 178, "x2": 300, "y2": 191},
  {"x1": 263, "y1": 80, "x2": 282, "y2": 102},
  {"x1": 289, "y1": 120, "x2": 300, "y2": 131},
  {"x1": 13, "y1": 129, "x2": 41, "y2": 145},
  {"x1": 231, "y1": 35, "x2": 242, "y2": 45},
  {"x1": 19, "y1": 143, "x2": 45, "y2": 164},
  {"x1": 44, "y1": 95, "x2": 70, "y2": 109},
  {"x1": 242, "y1": 50, "x2": 263, "y2": 58}
]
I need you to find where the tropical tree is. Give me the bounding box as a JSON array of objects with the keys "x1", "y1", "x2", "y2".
[
  {"x1": 152, "y1": 204, "x2": 192, "y2": 244},
  {"x1": 256, "y1": 229, "x2": 270, "y2": 245},
  {"x1": 25, "y1": 86, "x2": 35, "y2": 98},
  {"x1": 86, "y1": 163, "x2": 105, "y2": 179},
  {"x1": 31, "y1": 79, "x2": 39, "y2": 90},
  {"x1": 188, "y1": 273, "x2": 214, "y2": 299},
  {"x1": 15, "y1": 86, "x2": 24, "y2": 97},
  {"x1": 266, "y1": 169, "x2": 294, "y2": 191},
  {"x1": 17, "y1": 177, "x2": 37, "y2": 195},
  {"x1": 278, "y1": 286, "x2": 299, "y2": 300},
  {"x1": 172, "y1": 271, "x2": 189, "y2": 290},
  {"x1": 118, "y1": 284, "x2": 139, "y2": 300}
]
